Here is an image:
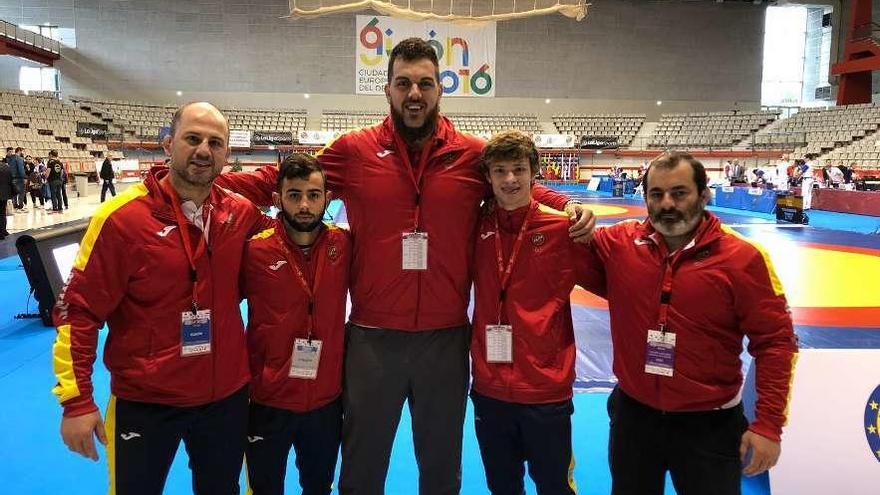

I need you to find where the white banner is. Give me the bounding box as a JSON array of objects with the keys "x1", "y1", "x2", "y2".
[
  {"x1": 297, "y1": 130, "x2": 342, "y2": 146},
  {"x1": 534, "y1": 134, "x2": 576, "y2": 149},
  {"x1": 770, "y1": 349, "x2": 880, "y2": 494},
  {"x1": 229, "y1": 130, "x2": 252, "y2": 149},
  {"x1": 356, "y1": 15, "x2": 496, "y2": 97}
]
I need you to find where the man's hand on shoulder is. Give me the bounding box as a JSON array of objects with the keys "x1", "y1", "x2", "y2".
[{"x1": 565, "y1": 202, "x2": 595, "y2": 244}]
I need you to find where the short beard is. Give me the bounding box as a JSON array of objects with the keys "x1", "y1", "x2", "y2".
[
  {"x1": 172, "y1": 165, "x2": 219, "y2": 187},
  {"x1": 391, "y1": 104, "x2": 439, "y2": 146},
  {"x1": 649, "y1": 201, "x2": 705, "y2": 238},
  {"x1": 282, "y1": 209, "x2": 325, "y2": 233}
]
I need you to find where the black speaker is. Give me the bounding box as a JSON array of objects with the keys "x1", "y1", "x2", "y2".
[{"x1": 15, "y1": 219, "x2": 90, "y2": 326}]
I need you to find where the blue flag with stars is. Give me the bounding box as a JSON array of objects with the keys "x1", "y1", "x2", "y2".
[{"x1": 866, "y1": 384, "x2": 880, "y2": 463}]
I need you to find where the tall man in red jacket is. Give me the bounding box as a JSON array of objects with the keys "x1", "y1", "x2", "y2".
[
  {"x1": 215, "y1": 38, "x2": 593, "y2": 495},
  {"x1": 470, "y1": 131, "x2": 605, "y2": 494},
  {"x1": 588, "y1": 151, "x2": 798, "y2": 495},
  {"x1": 52, "y1": 102, "x2": 271, "y2": 495},
  {"x1": 241, "y1": 153, "x2": 350, "y2": 495}
]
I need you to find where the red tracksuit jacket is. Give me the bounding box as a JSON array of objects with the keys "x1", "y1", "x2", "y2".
[
  {"x1": 215, "y1": 116, "x2": 570, "y2": 331},
  {"x1": 242, "y1": 219, "x2": 351, "y2": 412},
  {"x1": 589, "y1": 213, "x2": 798, "y2": 441},
  {"x1": 52, "y1": 167, "x2": 272, "y2": 417},
  {"x1": 471, "y1": 200, "x2": 605, "y2": 404}
]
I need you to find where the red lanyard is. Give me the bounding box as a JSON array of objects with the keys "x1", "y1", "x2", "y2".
[
  {"x1": 657, "y1": 259, "x2": 674, "y2": 333},
  {"x1": 493, "y1": 203, "x2": 537, "y2": 324},
  {"x1": 280, "y1": 235, "x2": 325, "y2": 341},
  {"x1": 392, "y1": 131, "x2": 433, "y2": 231},
  {"x1": 161, "y1": 178, "x2": 208, "y2": 312}
]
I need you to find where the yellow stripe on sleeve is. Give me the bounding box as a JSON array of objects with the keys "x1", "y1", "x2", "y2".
[
  {"x1": 249, "y1": 227, "x2": 275, "y2": 240},
  {"x1": 51, "y1": 324, "x2": 80, "y2": 403},
  {"x1": 74, "y1": 183, "x2": 149, "y2": 272},
  {"x1": 720, "y1": 225, "x2": 785, "y2": 296},
  {"x1": 782, "y1": 352, "x2": 799, "y2": 426}
]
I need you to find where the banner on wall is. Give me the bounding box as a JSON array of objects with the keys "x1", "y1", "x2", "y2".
[
  {"x1": 253, "y1": 131, "x2": 294, "y2": 146},
  {"x1": 229, "y1": 130, "x2": 252, "y2": 148},
  {"x1": 534, "y1": 134, "x2": 576, "y2": 149},
  {"x1": 355, "y1": 15, "x2": 496, "y2": 97},
  {"x1": 580, "y1": 136, "x2": 619, "y2": 149},
  {"x1": 76, "y1": 122, "x2": 108, "y2": 139},
  {"x1": 296, "y1": 130, "x2": 341, "y2": 146},
  {"x1": 93, "y1": 159, "x2": 140, "y2": 183}
]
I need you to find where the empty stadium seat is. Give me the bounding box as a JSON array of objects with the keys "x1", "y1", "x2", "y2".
[
  {"x1": 551, "y1": 113, "x2": 645, "y2": 146},
  {"x1": 649, "y1": 110, "x2": 778, "y2": 148}
]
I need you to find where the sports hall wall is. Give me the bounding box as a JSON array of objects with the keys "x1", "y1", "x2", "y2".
[{"x1": 0, "y1": 0, "x2": 766, "y2": 117}]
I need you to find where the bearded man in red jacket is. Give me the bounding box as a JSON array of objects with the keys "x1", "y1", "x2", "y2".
[
  {"x1": 589, "y1": 151, "x2": 798, "y2": 495},
  {"x1": 241, "y1": 153, "x2": 351, "y2": 495}
]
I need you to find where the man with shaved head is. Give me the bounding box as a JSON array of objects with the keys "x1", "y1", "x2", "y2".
[{"x1": 51, "y1": 102, "x2": 272, "y2": 495}]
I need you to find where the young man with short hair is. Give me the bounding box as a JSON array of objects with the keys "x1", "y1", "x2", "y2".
[
  {"x1": 470, "y1": 130, "x2": 604, "y2": 494},
  {"x1": 242, "y1": 153, "x2": 351, "y2": 495}
]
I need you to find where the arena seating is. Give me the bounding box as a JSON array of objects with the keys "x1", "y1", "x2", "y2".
[
  {"x1": 817, "y1": 134, "x2": 880, "y2": 171},
  {"x1": 321, "y1": 110, "x2": 386, "y2": 132},
  {"x1": 226, "y1": 108, "x2": 307, "y2": 135},
  {"x1": 756, "y1": 104, "x2": 880, "y2": 157},
  {"x1": 551, "y1": 113, "x2": 645, "y2": 146},
  {"x1": 320, "y1": 110, "x2": 541, "y2": 135},
  {"x1": 650, "y1": 110, "x2": 778, "y2": 148},
  {"x1": 71, "y1": 97, "x2": 308, "y2": 140},
  {"x1": 446, "y1": 112, "x2": 540, "y2": 135},
  {"x1": 0, "y1": 90, "x2": 112, "y2": 161}
]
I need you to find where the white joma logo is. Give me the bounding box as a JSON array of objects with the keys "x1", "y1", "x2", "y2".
[
  {"x1": 480, "y1": 231, "x2": 496, "y2": 240},
  {"x1": 248, "y1": 436, "x2": 264, "y2": 443},
  {"x1": 376, "y1": 150, "x2": 394, "y2": 158},
  {"x1": 157, "y1": 225, "x2": 177, "y2": 237},
  {"x1": 120, "y1": 432, "x2": 141, "y2": 441},
  {"x1": 269, "y1": 260, "x2": 287, "y2": 271}
]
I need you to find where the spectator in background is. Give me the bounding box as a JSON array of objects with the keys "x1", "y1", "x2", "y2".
[
  {"x1": 38, "y1": 157, "x2": 51, "y2": 208},
  {"x1": 0, "y1": 156, "x2": 12, "y2": 239},
  {"x1": 822, "y1": 163, "x2": 844, "y2": 187},
  {"x1": 775, "y1": 159, "x2": 790, "y2": 191},
  {"x1": 843, "y1": 162, "x2": 856, "y2": 184},
  {"x1": 7, "y1": 147, "x2": 26, "y2": 211},
  {"x1": 46, "y1": 150, "x2": 64, "y2": 213},
  {"x1": 751, "y1": 168, "x2": 767, "y2": 188},
  {"x1": 60, "y1": 160, "x2": 70, "y2": 209},
  {"x1": 26, "y1": 156, "x2": 46, "y2": 208},
  {"x1": 100, "y1": 155, "x2": 117, "y2": 202},
  {"x1": 728, "y1": 159, "x2": 747, "y2": 185},
  {"x1": 791, "y1": 158, "x2": 814, "y2": 209}
]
